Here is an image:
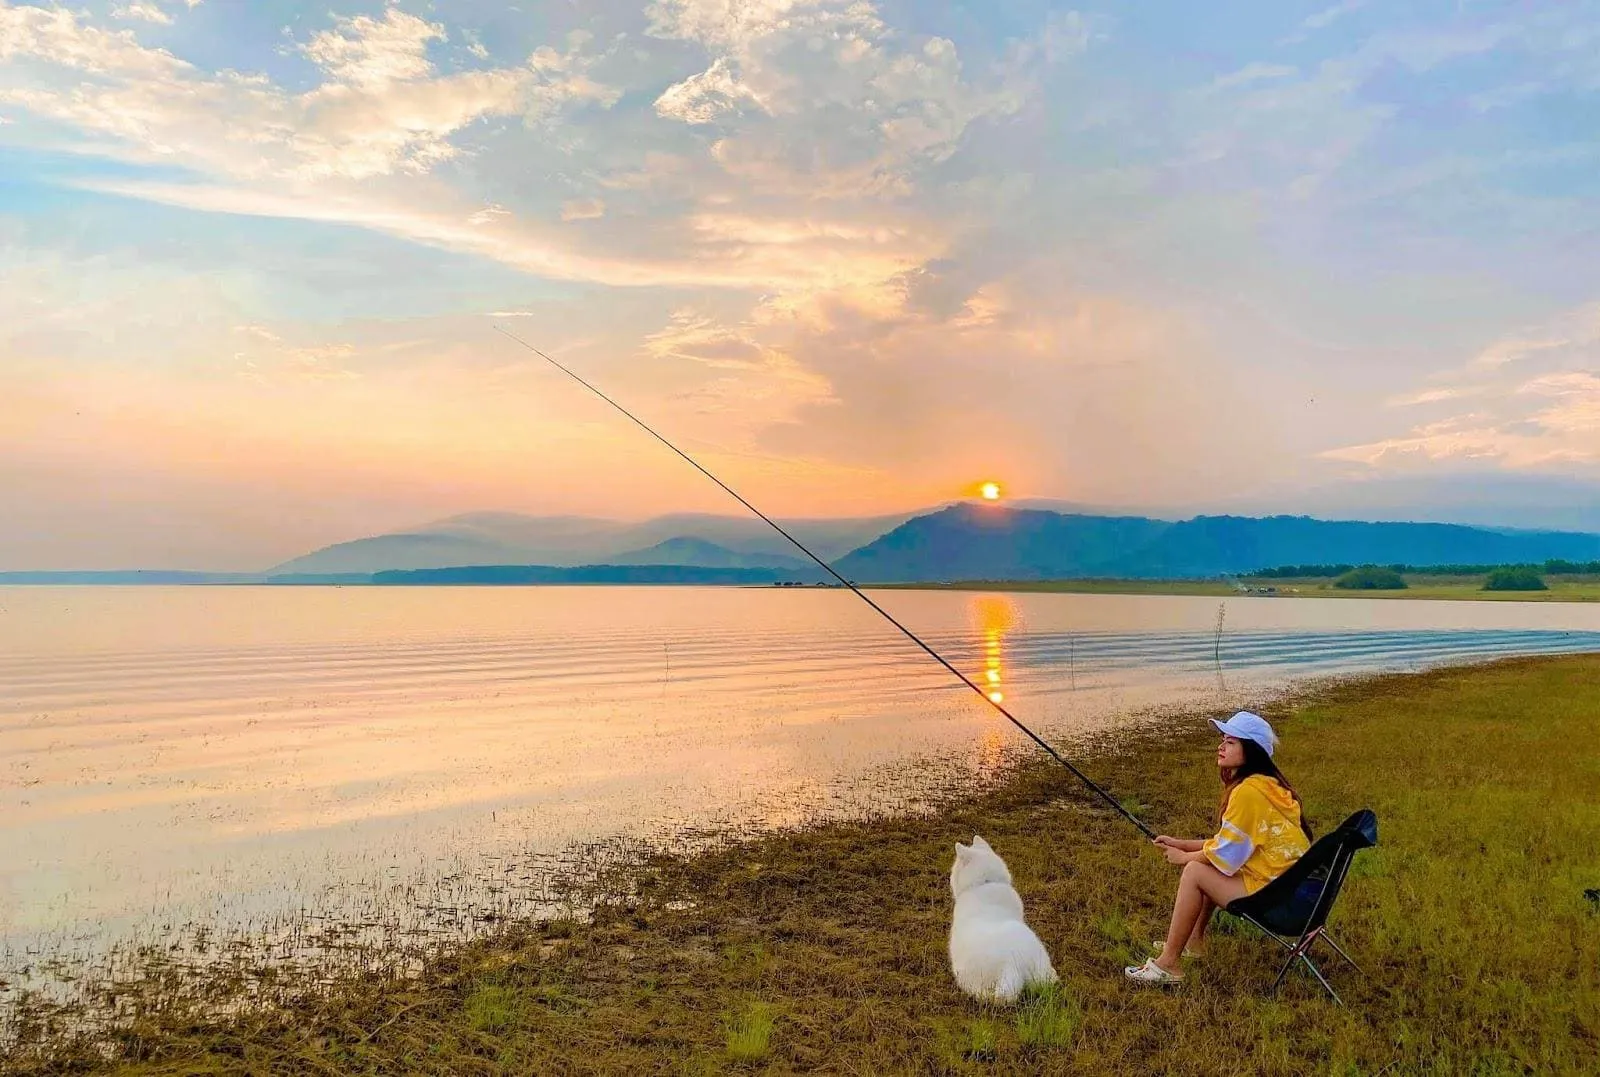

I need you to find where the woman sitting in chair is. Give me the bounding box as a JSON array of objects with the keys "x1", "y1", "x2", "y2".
[{"x1": 1124, "y1": 711, "x2": 1313, "y2": 985}]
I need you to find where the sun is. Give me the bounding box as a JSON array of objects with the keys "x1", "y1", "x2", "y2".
[{"x1": 980, "y1": 482, "x2": 1002, "y2": 501}]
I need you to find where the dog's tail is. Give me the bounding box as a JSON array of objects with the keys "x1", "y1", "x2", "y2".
[{"x1": 994, "y1": 962, "x2": 1057, "y2": 1004}]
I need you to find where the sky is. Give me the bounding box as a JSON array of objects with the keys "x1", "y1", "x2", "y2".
[{"x1": 2, "y1": 0, "x2": 1598, "y2": 570}]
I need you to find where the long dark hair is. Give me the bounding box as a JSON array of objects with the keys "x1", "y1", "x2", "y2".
[{"x1": 1218, "y1": 738, "x2": 1314, "y2": 842}]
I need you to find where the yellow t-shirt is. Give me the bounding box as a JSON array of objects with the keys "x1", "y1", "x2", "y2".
[{"x1": 1202, "y1": 774, "x2": 1310, "y2": 894}]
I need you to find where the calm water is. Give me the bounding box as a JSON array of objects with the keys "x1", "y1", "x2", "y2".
[{"x1": 3, "y1": 585, "x2": 1599, "y2": 986}]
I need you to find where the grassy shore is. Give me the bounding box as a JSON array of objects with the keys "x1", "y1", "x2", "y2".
[
  {"x1": 881, "y1": 576, "x2": 1600, "y2": 601},
  {"x1": 8, "y1": 656, "x2": 1600, "y2": 1075}
]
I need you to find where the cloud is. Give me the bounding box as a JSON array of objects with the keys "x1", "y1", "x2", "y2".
[
  {"x1": 1183, "y1": 16, "x2": 1532, "y2": 205},
  {"x1": 654, "y1": 55, "x2": 766, "y2": 123},
  {"x1": 1326, "y1": 300, "x2": 1600, "y2": 472},
  {"x1": 1472, "y1": 302, "x2": 1600, "y2": 368},
  {"x1": 237, "y1": 340, "x2": 362, "y2": 385},
  {"x1": 0, "y1": 4, "x2": 631, "y2": 183},
  {"x1": 0, "y1": 3, "x2": 190, "y2": 78},
  {"x1": 302, "y1": 6, "x2": 442, "y2": 88},
  {"x1": 0, "y1": 4, "x2": 534, "y2": 181},
  {"x1": 1302, "y1": 0, "x2": 1366, "y2": 33},
  {"x1": 72, "y1": 173, "x2": 930, "y2": 293},
  {"x1": 642, "y1": 307, "x2": 836, "y2": 429},
  {"x1": 1384, "y1": 386, "x2": 1485, "y2": 407},
  {"x1": 560, "y1": 197, "x2": 605, "y2": 221},
  {"x1": 525, "y1": 31, "x2": 624, "y2": 124},
  {"x1": 0, "y1": 0, "x2": 1069, "y2": 323},
  {"x1": 1206, "y1": 63, "x2": 1296, "y2": 92},
  {"x1": 647, "y1": 0, "x2": 1050, "y2": 196},
  {"x1": 110, "y1": 2, "x2": 173, "y2": 25}
]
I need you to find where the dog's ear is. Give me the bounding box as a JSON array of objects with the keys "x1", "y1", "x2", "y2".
[
  {"x1": 954, "y1": 842, "x2": 969, "y2": 857},
  {"x1": 972, "y1": 834, "x2": 990, "y2": 850}
]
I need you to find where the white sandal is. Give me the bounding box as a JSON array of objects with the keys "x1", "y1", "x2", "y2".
[
  {"x1": 1124, "y1": 958, "x2": 1184, "y2": 985},
  {"x1": 1151, "y1": 939, "x2": 1202, "y2": 959}
]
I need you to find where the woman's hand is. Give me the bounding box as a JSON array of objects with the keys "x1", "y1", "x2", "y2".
[
  {"x1": 1152, "y1": 836, "x2": 1204, "y2": 852},
  {"x1": 1153, "y1": 834, "x2": 1180, "y2": 849},
  {"x1": 1161, "y1": 844, "x2": 1195, "y2": 865}
]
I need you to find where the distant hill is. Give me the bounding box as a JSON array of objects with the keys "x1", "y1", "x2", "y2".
[
  {"x1": 272, "y1": 509, "x2": 916, "y2": 575},
  {"x1": 832, "y1": 505, "x2": 1170, "y2": 581},
  {"x1": 1127, "y1": 516, "x2": 1600, "y2": 577},
  {"x1": 833, "y1": 505, "x2": 1600, "y2": 581},
  {"x1": 370, "y1": 564, "x2": 826, "y2": 585},
  {"x1": 0, "y1": 571, "x2": 368, "y2": 585},
  {"x1": 19, "y1": 504, "x2": 1600, "y2": 586},
  {"x1": 604, "y1": 537, "x2": 813, "y2": 570}
]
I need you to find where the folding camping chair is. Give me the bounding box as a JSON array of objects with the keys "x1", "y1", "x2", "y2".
[{"x1": 1222, "y1": 809, "x2": 1378, "y2": 1005}]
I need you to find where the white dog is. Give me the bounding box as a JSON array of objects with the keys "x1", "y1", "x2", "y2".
[{"x1": 948, "y1": 835, "x2": 1058, "y2": 1004}]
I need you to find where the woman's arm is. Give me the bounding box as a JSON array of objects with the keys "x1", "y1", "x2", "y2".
[
  {"x1": 1153, "y1": 836, "x2": 1206, "y2": 852},
  {"x1": 1199, "y1": 786, "x2": 1264, "y2": 877}
]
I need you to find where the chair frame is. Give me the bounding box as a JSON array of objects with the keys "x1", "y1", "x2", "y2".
[{"x1": 1222, "y1": 809, "x2": 1376, "y2": 1005}]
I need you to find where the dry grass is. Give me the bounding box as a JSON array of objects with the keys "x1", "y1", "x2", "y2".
[{"x1": 6, "y1": 655, "x2": 1599, "y2": 1075}]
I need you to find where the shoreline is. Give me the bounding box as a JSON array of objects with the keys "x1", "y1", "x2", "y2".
[
  {"x1": 875, "y1": 577, "x2": 1600, "y2": 602},
  {"x1": 6, "y1": 653, "x2": 1598, "y2": 1074},
  {"x1": 7, "y1": 577, "x2": 1600, "y2": 603}
]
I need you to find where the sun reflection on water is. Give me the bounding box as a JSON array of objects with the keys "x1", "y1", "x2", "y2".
[{"x1": 969, "y1": 595, "x2": 1020, "y2": 777}]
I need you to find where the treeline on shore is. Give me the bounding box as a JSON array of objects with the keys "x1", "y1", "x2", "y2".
[{"x1": 1248, "y1": 559, "x2": 1600, "y2": 579}]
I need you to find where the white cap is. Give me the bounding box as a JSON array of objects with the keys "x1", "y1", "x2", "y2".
[{"x1": 1210, "y1": 711, "x2": 1278, "y2": 756}]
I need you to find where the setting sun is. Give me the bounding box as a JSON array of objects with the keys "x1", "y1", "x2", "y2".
[{"x1": 980, "y1": 482, "x2": 1002, "y2": 501}]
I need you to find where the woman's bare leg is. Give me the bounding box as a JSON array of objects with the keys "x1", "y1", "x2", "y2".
[
  {"x1": 1155, "y1": 861, "x2": 1246, "y2": 974},
  {"x1": 1187, "y1": 895, "x2": 1214, "y2": 954}
]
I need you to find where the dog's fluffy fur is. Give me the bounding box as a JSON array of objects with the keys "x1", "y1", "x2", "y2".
[{"x1": 948, "y1": 835, "x2": 1058, "y2": 1004}]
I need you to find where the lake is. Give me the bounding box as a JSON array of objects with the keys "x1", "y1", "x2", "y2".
[{"x1": 3, "y1": 585, "x2": 1598, "y2": 993}]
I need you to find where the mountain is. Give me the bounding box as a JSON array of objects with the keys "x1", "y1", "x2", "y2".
[
  {"x1": 833, "y1": 505, "x2": 1170, "y2": 580},
  {"x1": 270, "y1": 509, "x2": 918, "y2": 574},
  {"x1": 1215, "y1": 474, "x2": 1600, "y2": 535},
  {"x1": 0, "y1": 570, "x2": 260, "y2": 585},
  {"x1": 1122, "y1": 515, "x2": 1600, "y2": 577},
  {"x1": 0, "y1": 571, "x2": 370, "y2": 585},
  {"x1": 604, "y1": 537, "x2": 812, "y2": 570},
  {"x1": 370, "y1": 564, "x2": 825, "y2": 585},
  {"x1": 833, "y1": 505, "x2": 1600, "y2": 581}
]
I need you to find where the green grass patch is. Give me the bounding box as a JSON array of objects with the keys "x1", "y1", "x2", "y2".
[
  {"x1": 723, "y1": 1000, "x2": 775, "y2": 1063},
  {"x1": 464, "y1": 984, "x2": 520, "y2": 1034},
  {"x1": 1014, "y1": 982, "x2": 1080, "y2": 1049},
  {"x1": 964, "y1": 1016, "x2": 999, "y2": 1061}
]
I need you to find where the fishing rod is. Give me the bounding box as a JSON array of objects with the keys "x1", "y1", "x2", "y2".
[{"x1": 494, "y1": 325, "x2": 1156, "y2": 840}]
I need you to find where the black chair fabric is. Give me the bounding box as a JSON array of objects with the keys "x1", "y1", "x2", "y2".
[{"x1": 1225, "y1": 809, "x2": 1376, "y2": 936}]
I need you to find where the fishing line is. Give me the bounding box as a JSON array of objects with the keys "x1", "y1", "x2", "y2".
[{"x1": 494, "y1": 325, "x2": 1156, "y2": 840}]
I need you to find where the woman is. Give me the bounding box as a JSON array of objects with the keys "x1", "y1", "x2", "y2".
[{"x1": 1124, "y1": 710, "x2": 1313, "y2": 985}]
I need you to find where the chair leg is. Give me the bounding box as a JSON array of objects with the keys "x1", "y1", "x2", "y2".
[
  {"x1": 1269, "y1": 931, "x2": 1345, "y2": 1006},
  {"x1": 1270, "y1": 949, "x2": 1297, "y2": 994},
  {"x1": 1320, "y1": 932, "x2": 1364, "y2": 977},
  {"x1": 1297, "y1": 951, "x2": 1345, "y2": 1007},
  {"x1": 1269, "y1": 934, "x2": 1312, "y2": 994}
]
